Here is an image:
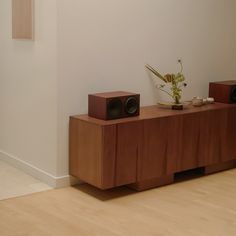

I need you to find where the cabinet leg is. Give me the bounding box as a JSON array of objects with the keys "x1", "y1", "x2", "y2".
[
  {"x1": 205, "y1": 160, "x2": 236, "y2": 175},
  {"x1": 128, "y1": 175, "x2": 174, "y2": 191}
]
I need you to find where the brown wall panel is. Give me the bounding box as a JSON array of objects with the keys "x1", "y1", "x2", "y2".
[{"x1": 12, "y1": 0, "x2": 34, "y2": 39}]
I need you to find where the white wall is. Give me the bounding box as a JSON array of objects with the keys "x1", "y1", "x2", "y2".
[
  {"x1": 1, "y1": 0, "x2": 236, "y2": 184},
  {"x1": 0, "y1": 0, "x2": 58, "y2": 179},
  {"x1": 57, "y1": 0, "x2": 236, "y2": 177}
]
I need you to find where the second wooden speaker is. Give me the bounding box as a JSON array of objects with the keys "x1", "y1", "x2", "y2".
[
  {"x1": 209, "y1": 80, "x2": 236, "y2": 103},
  {"x1": 88, "y1": 91, "x2": 140, "y2": 120}
]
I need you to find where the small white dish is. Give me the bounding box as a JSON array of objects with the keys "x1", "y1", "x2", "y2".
[{"x1": 192, "y1": 97, "x2": 204, "y2": 107}]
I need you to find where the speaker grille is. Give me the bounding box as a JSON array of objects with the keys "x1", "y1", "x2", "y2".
[
  {"x1": 231, "y1": 87, "x2": 236, "y2": 103},
  {"x1": 107, "y1": 99, "x2": 123, "y2": 119}
]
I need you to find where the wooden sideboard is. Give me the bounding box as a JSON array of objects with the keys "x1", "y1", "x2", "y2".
[{"x1": 69, "y1": 103, "x2": 236, "y2": 191}]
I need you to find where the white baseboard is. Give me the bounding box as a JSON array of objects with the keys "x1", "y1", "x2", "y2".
[{"x1": 0, "y1": 149, "x2": 82, "y2": 188}]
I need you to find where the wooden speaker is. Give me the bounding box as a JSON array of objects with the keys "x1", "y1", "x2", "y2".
[
  {"x1": 88, "y1": 91, "x2": 140, "y2": 120},
  {"x1": 209, "y1": 80, "x2": 236, "y2": 103}
]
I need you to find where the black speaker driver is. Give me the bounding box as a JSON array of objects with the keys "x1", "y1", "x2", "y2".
[
  {"x1": 231, "y1": 86, "x2": 236, "y2": 103},
  {"x1": 125, "y1": 97, "x2": 139, "y2": 115},
  {"x1": 107, "y1": 98, "x2": 123, "y2": 119}
]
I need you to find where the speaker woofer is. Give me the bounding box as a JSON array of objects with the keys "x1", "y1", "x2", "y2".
[
  {"x1": 231, "y1": 87, "x2": 236, "y2": 103},
  {"x1": 107, "y1": 99, "x2": 123, "y2": 119},
  {"x1": 125, "y1": 97, "x2": 139, "y2": 115}
]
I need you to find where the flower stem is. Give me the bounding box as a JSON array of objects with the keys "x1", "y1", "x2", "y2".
[
  {"x1": 146, "y1": 64, "x2": 167, "y2": 82},
  {"x1": 178, "y1": 60, "x2": 183, "y2": 73},
  {"x1": 157, "y1": 87, "x2": 174, "y2": 99},
  {"x1": 175, "y1": 96, "x2": 180, "y2": 104}
]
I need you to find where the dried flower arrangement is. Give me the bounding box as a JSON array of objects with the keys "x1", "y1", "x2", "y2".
[{"x1": 145, "y1": 60, "x2": 187, "y2": 109}]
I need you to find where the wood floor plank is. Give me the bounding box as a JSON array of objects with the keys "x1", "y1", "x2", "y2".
[{"x1": 0, "y1": 169, "x2": 236, "y2": 236}]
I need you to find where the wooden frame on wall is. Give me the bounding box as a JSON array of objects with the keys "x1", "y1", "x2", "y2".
[{"x1": 12, "y1": 0, "x2": 34, "y2": 40}]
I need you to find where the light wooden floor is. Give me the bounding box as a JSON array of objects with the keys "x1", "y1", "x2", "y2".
[
  {"x1": 0, "y1": 160, "x2": 52, "y2": 201},
  {"x1": 0, "y1": 169, "x2": 236, "y2": 236}
]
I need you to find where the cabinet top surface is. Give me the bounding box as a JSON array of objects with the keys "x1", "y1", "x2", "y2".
[
  {"x1": 89, "y1": 91, "x2": 138, "y2": 98},
  {"x1": 71, "y1": 103, "x2": 236, "y2": 126},
  {"x1": 210, "y1": 80, "x2": 236, "y2": 85}
]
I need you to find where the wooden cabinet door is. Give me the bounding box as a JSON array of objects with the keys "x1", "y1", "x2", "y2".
[
  {"x1": 181, "y1": 113, "x2": 202, "y2": 171},
  {"x1": 166, "y1": 115, "x2": 183, "y2": 174},
  {"x1": 101, "y1": 125, "x2": 116, "y2": 189},
  {"x1": 223, "y1": 107, "x2": 236, "y2": 161},
  {"x1": 115, "y1": 121, "x2": 143, "y2": 186},
  {"x1": 140, "y1": 118, "x2": 169, "y2": 181},
  {"x1": 167, "y1": 113, "x2": 201, "y2": 173},
  {"x1": 198, "y1": 109, "x2": 227, "y2": 166},
  {"x1": 70, "y1": 119, "x2": 104, "y2": 188}
]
